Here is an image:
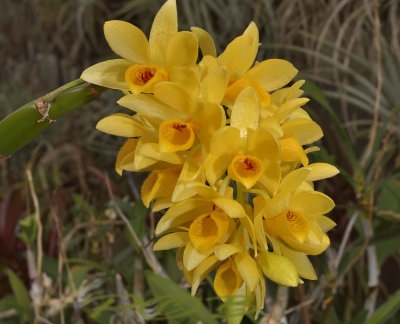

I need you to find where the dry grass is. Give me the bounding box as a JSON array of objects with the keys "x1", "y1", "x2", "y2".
[{"x1": 1, "y1": 0, "x2": 400, "y2": 323}]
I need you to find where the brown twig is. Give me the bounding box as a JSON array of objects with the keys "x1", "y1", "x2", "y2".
[{"x1": 104, "y1": 173, "x2": 167, "y2": 277}]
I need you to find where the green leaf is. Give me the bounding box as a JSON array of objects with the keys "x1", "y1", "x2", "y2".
[
  {"x1": 68, "y1": 265, "x2": 92, "y2": 289},
  {"x1": 302, "y1": 80, "x2": 358, "y2": 173},
  {"x1": 377, "y1": 178, "x2": 400, "y2": 214},
  {"x1": 145, "y1": 271, "x2": 218, "y2": 324},
  {"x1": 67, "y1": 258, "x2": 109, "y2": 272},
  {"x1": 17, "y1": 214, "x2": 37, "y2": 246},
  {"x1": 345, "y1": 311, "x2": 368, "y2": 324},
  {"x1": 89, "y1": 298, "x2": 114, "y2": 322},
  {"x1": 6, "y1": 269, "x2": 33, "y2": 319},
  {"x1": 365, "y1": 289, "x2": 400, "y2": 324}
]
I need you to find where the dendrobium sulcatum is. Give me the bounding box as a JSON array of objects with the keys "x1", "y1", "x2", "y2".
[{"x1": 81, "y1": 0, "x2": 339, "y2": 320}]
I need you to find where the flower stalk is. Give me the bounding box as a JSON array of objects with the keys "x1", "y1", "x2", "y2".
[{"x1": 0, "y1": 79, "x2": 106, "y2": 156}]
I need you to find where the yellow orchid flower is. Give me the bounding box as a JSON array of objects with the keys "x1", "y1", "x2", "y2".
[
  {"x1": 193, "y1": 23, "x2": 298, "y2": 108},
  {"x1": 263, "y1": 168, "x2": 335, "y2": 255},
  {"x1": 204, "y1": 87, "x2": 280, "y2": 193},
  {"x1": 81, "y1": 0, "x2": 199, "y2": 95},
  {"x1": 116, "y1": 81, "x2": 226, "y2": 170}
]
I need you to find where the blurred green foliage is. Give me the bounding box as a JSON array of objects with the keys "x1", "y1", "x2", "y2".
[{"x1": 1, "y1": 0, "x2": 400, "y2": 323}]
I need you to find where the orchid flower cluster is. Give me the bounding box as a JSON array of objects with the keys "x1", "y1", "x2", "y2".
[{"x1": 81, "y1": 0, "x2": 338, "y2": 316}]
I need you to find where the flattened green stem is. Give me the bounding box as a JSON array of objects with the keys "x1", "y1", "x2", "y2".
[{"x1": 0, "y1": 79, "x2": 106, "y2": 156}]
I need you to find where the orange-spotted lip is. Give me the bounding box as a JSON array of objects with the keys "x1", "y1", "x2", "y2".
[
  {"x1": 263, "y1": 209, "x2": 310, "y2": 244},
  {"x1": 228, "y1": 154, "x2": 264, "y2": 189},
  {"x1": 159, "y1": 119, "x2": 196, "y2": 153},
  {"x1": 125, "y1": 64, "x2": 168, "y2": 94}
]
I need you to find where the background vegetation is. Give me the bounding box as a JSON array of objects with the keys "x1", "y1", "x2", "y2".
[{"x1": 1, "y1": 0, "x2": 399, "y2": 323}]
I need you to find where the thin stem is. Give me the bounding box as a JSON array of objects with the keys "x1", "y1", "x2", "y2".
[
  {"x1": 104, "y1": 174, "x2": 167, "y2": 277},
  {"x1": 360, "y1": 0, "x2": 382, "y2": 168}
]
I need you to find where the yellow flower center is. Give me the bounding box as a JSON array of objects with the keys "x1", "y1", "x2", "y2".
[
  {"x1": 228, "y1": 154, "x2": 264, "y2": 189},
  {"x1": 159, "y1": 119, "x2": 198, "y2": 153},
  {"x1": 125, "y1": 64, "x2": 168, "y2": 94},
  {"x1": 264, "y1": 209, "x2": 310, "y2": 244},
  {"x1": 188, "y1": 208, "x2": 229, "y2": 253},
  {"x1": 214, "y1": 257, "x2": 243, "y2": 299}
]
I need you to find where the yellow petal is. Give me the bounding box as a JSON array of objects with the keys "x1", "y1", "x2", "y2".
[
  {"x1": 118, "y1": 94, "x2": 185, "y2": 122},
  {"x1": 125, "y1": 64, "x2": 168, "y2": 95},
  {"x1": 239, "y1": 22, "x2": 260, "y2": 77},
  {"x1": 239, "y1": 214, "x2": 258, "y2": 256},
  {"x1": 141, "y1": 166, "x2": 182, "y2": 207},
  {"x1": 104, "y1": 20, "x2": 150, "y2": 64},
  {"x1": 228, "y1": 154, "x2": 264, "y2": 189},
  {"x1": 235, "y1": 253, "x2": 260, "y2": 292},
  {"x1": 199, "y1": 55, "x2": 219, "y2": 79},
  {"x1": 217, "y1": 35, "x2": 253, "y2": 79},
  {"x1": 273, "y1": 98, "x2": 310, "y2": 123},
  {"x1": 153, "y1": 232, "x2": 189, "y2": 251},
  {"x1": 165, "y1": 31, "x2": 198, "y2": 68},
  {"x1": 210, "y1": 127, "x2": 240, "y2": 155},
  {"x1": 169, "y1": 67, "x2": 200, "y2": 98},
  {"x1": 316, "y1": 216, "x2": 336, "y2": 232},
  {"x1": 283, "y1": 80, "x2": 305, "y2": 101},
  {"x1": 214, "y1": 257, "x2": 244, "y2": 299},
  {"x1": 290, "y1": 191, "x2": 335, "y2": 216},
  {"x1": 306, "y1": 163, "x2": 340, "y2": 181},
  {"x1": 131, "y1": 145, "x2": 158, "y2": 170},
  {"x1": 230, "y1": 87, "x2": 260, "y2": 130},
  {"x1": 205, "y1": 154, "x2": 231, "y2": 186},
  {"x1": 183, "y1": 241, "x2": 212, "y2": 271},
  {"x1": 189, "y1": 209, "x2": 229, "y2": 253},
  {"x1": 154, "y1": 82, "x2": 192, "y2": 116},
  {"x1": 159, "y1": 119, "x2": 196, "y2": 153},
  {"x1": 248, "y1": 59, "x2": 298, "y2": 92},
  {"x1": 247, "y1": 128, "x2": 279, "y2": 161},
  {"x1": 149, "y1": 0, "x2": 177, "y2": 64},
  {"x1": 263, "y1": 192, "x2": 290, "y2": 219},
  {"x1": 96, "y1": 113, "x2": 146, "y2": 137},
  {"x1": 190, "y1": 27, "x2": 217, "y2": 57},
  {"x1": 258, "y1": 161, "x2": 281, "y2": 196},
  {"x1": 282, "y1": 118, "x2": 323, "y2": 145},
  {"x1": 280, "y1": 245, "x2": 317, "y2": 280},
  {"x1": 200, "y1": 66, "x2": 228, "y2": 104},
  {"x1": 195, "y1": 102, "x2": 227, "y2": 152},
  {"x1": 176, "y1": 246, "x2": 185, "y2": 270},
  {"x1": 115, "y1": 139, "x2": 138, "y2": 175},
  {"x1": 284, "y1": 228, "x2": 330, "y2": 255},
  {"x1": 225, "y1": 75, "x2": 271, "y2": 108},
  {"x1": 214, "y1": 244, "x2": 242, "y2": 260},
  {"x1": 134, "y1": 142, "x2": 182, "y2": 167},
  {"x1": 152, "y1": 198, "x2": 173, "y2": 212},
  {"x1": 256, "y1": 251, "x2": 299, "y2": 286},
  {"x1": 254, "y1": 271, "x2": 266, "y2": 317},
  {"x1": 171, "y1": 162, "x2": 214, "y2": 202},
  {"x1": 254, "y1": 197, "x2": 268, "y2": 251},
  {"x1": 279, "y1": 167, "x2": 311, "y2": 194},
  {"x1": 212, "y1": 197, "x2": 246, "y2": 218},
  {"x1": 191, "y1": 256, "x2": 219, "y2": 295},
  {"x1": 305, "y1": 146, "x2": 320, "y2": 154},
  {"x1": 155, "y1": 198, "x2": 212, "y2": 235},
  {"x1": 279, "y1": 135, "x2": 309, "y2": 166},
  {"x1": 81, "y1": 59, "x2": 131, "y2": 90}
]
